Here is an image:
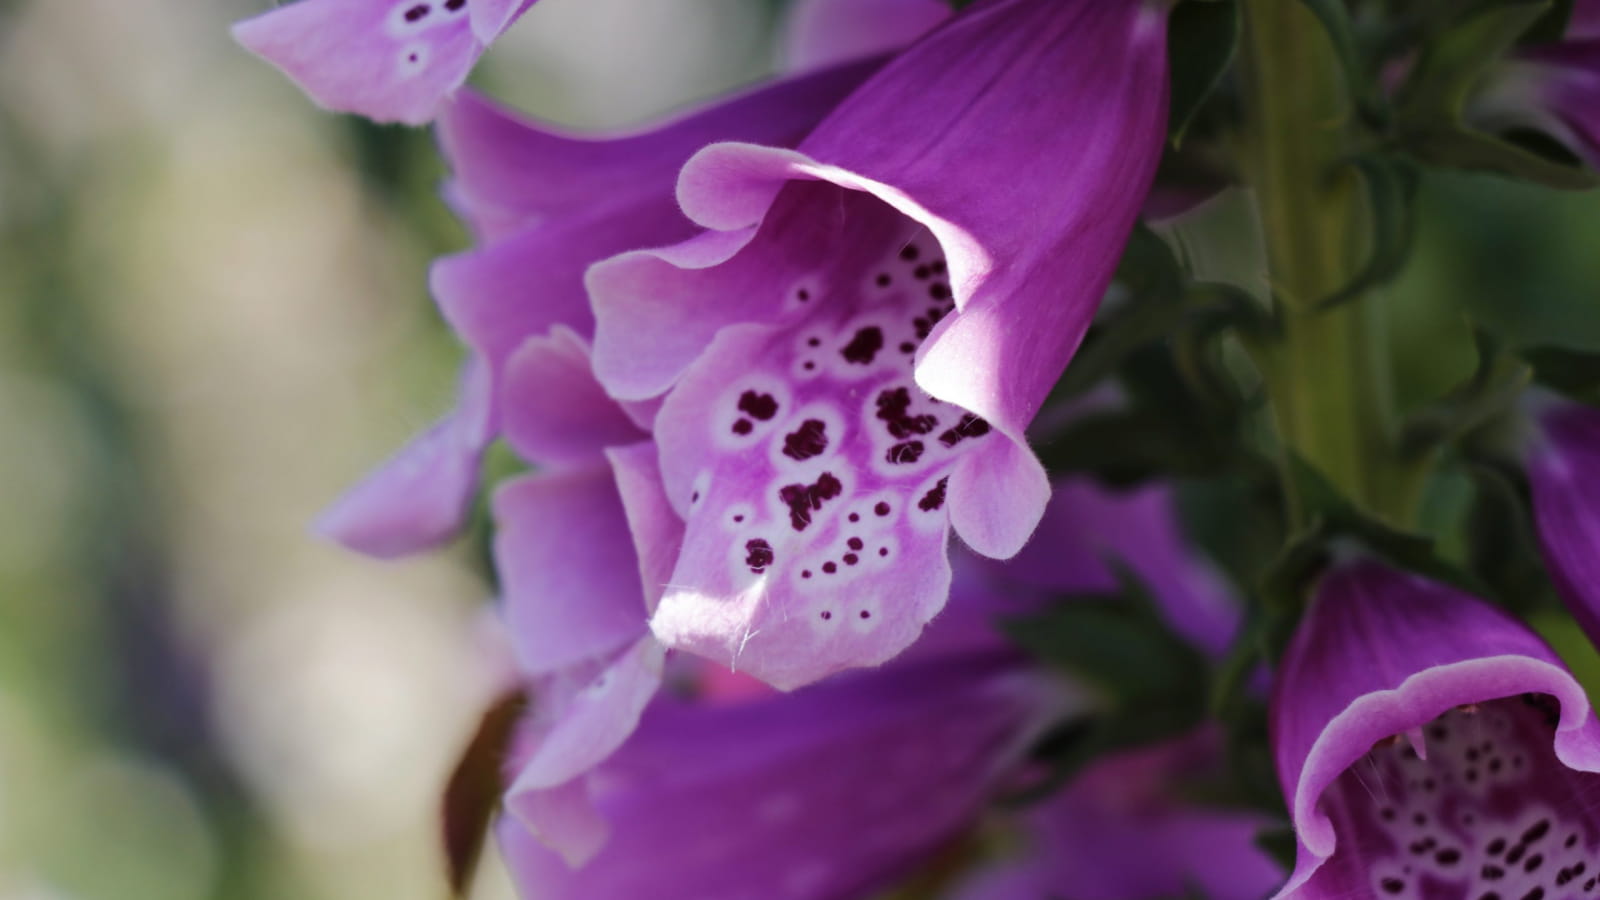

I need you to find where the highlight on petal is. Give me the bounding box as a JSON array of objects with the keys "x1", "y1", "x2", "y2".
[
  {"x1": 233, "y1": 0, "x2": 529, "y2": 124},
  {"x1": 1271, "y1": 558, "x2": 1600, "y2": 900},
  {"x1": 501, "y1": 653, "x2": 1059, "y2": 898},
  {"x1": 314, "y1": 358, "x2": 492, "y2": 557},
  {"x1": 779, "y1": 0, "x2": 950, "y2": 73}
]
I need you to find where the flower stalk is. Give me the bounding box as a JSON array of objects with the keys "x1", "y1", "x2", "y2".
[{"x1": 1239, "y1": 0, "x2": 1411, "y2": 527}]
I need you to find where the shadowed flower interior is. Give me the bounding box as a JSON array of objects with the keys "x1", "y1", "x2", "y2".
[
  {"x1": 650, "y1": 184, "x2": 1001, "y2": 687},
  {"x1": 1320, "y1": 696, "x2": 1600, "y2": 900}
]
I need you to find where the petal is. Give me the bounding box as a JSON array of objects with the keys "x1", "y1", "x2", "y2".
[
  {"x1": 500, "y1": 654, "x2": 1058, "y2": 899},
  {"x1": 1528, "y1": 400, "x2": 1600, "y2": 647},
  {"x1": 314, "y1": 358, "x2": 492, "y2": 557},
  {"x1": 466, "y1": 0, "x2": 534, "y2": 43},
  {"x1": 233, "y1": 0, "x2": 494, "y2": 125},
  {"x1": 493, "y1": 467, "x2": 649, "y2": 676},
  {"x1": 1272, "y1": 559, "x2": 1600, "y2": 899},
  {"x1": 955, "y1": 731, "x2": 1283, "y2": 900},
  {"x1": 604, "y1": 442, "x2": 684, "y2": 614},
  {"x1": 506, "y1": 778, "x2": 609, "y2": 868},
  {"x1": 778, "y1": 0, "x2": 950, "y2": 73},
  {"x1": 996, "y1": 479, "x2": 1241, "y2": 656},
  {"x1": 508, "y1": 636, "x2": 665, "y2": 794},
  {"x1": 502, "y1": 327, "x2": 646, "y2": 469},
  {"x1": 436, "y1": 62, "x2": 881, "y2": 240}
]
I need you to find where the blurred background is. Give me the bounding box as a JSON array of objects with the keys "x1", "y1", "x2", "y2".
[
  {"x1": 3, "y1": 1, "x2": 1600, "y2": 898},
  {"x1": 0, "y1": 1, "x2": 777, "y2": 897}
]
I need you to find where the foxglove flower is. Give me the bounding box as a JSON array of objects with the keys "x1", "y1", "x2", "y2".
[
  {"x1": 318, "y1": 63, "x2": 876, "y2": 556},
  {"x1": 1272, "y1": 557, "x2": 1600, "y2": 900},
  {"x1": 1525, "y1": 396, "x2": 1600, "y2": 645},
  {"x1": 590, "y1": 0, "x2": 1171, "y2": 689},
  {"x1": 1475, "y1": 6, "x2": 1600, "y2": 169},
  {"x1": 952, "y1": 730, "x2": 1284, "y2": 900},
  {"x1": 233, "y1": 0, "x2": 539, "y2": 124},
  {"x1": 497, "y1": 472, "x2": 1238, "y2": 893}
]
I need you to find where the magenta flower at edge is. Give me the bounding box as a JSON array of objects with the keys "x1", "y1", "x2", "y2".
[
  {"x1": 1272, "y1": 557, "x2": 1600, "y2": 900},
  {"x1": 316, "y1": 63, "x2": 877, "y2": 557},
  {"x1": 1525, "y1": 397, "x2": 1600, "y2": 646},
  {"x1": 589, "y1": 0, "x2": 1172, "y2": 689},
  {"x1": 232, "y1": 0, "x2": 539, "y2": 124}
]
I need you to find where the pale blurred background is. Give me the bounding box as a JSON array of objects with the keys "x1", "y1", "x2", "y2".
[{"x1": 0, "y1": 1, "x2": 776, "y2": 897}]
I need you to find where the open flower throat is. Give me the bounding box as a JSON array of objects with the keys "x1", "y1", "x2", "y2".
[{"x1": 1328, "y1": 697, "x2": 1600, "y2": 900}]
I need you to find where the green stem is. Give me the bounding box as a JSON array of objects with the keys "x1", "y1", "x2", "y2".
[{"x1": 1240, "y1": 0, "x2": 1410, "y2": 527}]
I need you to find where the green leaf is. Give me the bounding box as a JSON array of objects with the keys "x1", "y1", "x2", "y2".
[
  {"x1": 1397, "y1": 126, "x2": 1598, "y2": 190},
  {"x1": 1398, "y1": 0, "x2": 1552, "y2": 121},
  {"x1": 1167, "y1": 0, "x2": 1241, "y2": 146},
  {"x1": 1316, "y1": 154, "x2": 1422, "y2": 310},
  {"x1": 1399, "y1": 325, "x2": 1532, "y2": 457},
  {"x1": 1296, "y1": 0, "x2": 1387, "y2": 124}
]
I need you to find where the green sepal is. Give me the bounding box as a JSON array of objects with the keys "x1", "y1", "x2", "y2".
[
  {"x1": 1167, "y1": 0, "x2": 1241, "y2": 147},
  {"x1": 1399, "y1": 325, "x2": 1532, "y2": 458},
  {"x1": 1296, "y1": 0, "x2": 1388, "y2": 125},
  {"x1": 1316, "y1": 154, "x2": 1422, "y2": 310}
]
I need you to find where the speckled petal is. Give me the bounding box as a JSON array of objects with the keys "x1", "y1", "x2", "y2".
[
  {"x1": 779, "y1": 0, "x2": 950, "y2": 73},
  {"x1": 314, "y1": 358, "x2": 491, "y2": 556},
  {"x1": 232, "y1": 0, "x2": 528, "y2": 124},
  {"x1": 590, "y1": 0, "x2": 1169, "y2": 687},
  {"x1": 605, "y1": 441, "x2": 685, "y2": 614},
  {"x1": 501, "y1": 653, "x2": 1058, "y2": 899},
  {"x1": 1271, "y1": 558, "x2": 1600, "y2": 900}
]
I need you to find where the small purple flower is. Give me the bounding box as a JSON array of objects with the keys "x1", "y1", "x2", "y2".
[
  {"x1": 1525, "y1": 397, "x2": 1600, "y2": 646},
  {"x1": 1513, "y1": 39, "x2": 1600, "y2": 166},
  {"x1": 233, "y1": 0, "x2": 539, "y2": 124},
  {"x1": 589, "y1": 0, "x2": 1172, "y2": 689},
  {"x1": 1271, "y1": 557, "x2": 1600, "y2": 900},
  {"x1": 951, "y1": 730, "x2": 1284, "y2": 900},
  {"x1": 317, "y1": 65, "x2": 875, "y2": 556}
]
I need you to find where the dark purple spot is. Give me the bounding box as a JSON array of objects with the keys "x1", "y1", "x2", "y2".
[
  {"x1": 819, "y1": 610, "x2": 830, "y2": 619},
  {"x1": 732, "y1": 419, "x2": 753, "y2": 435},
  {"x1": 803, "y1": 361, "x2": 816, "y2": 371},
  {"x1": 858, "y1": 610, "x2": 870, "y2": 619},
  {"x1": 778, "y1": 472, "x2": 843, "y2": 531},
  {"x1": 1524, "y1": 821, "x2": 1551, "y2": 845},
  {"x1": 1586, "y1": 878, "x2": 1596, "y2": 892},
  {"x1": 841, "y1": 327, "x2": 884, "y2": 365},
  {"x1": 848, "y1": 513, "x2": 860, "y2": 523},
  {"x1": 1484, "y1": 865, "x2": 1506, "y2": 881},
  {"x1": 914, "y1": 265, "x2": 931, "y2": 280},
  {"x1": 444, "y1": 0, "x2": 465, "y2": 8},
  {"x1": 1481, "y1": 894, "x2": 1502, "y2": 900},
  {"x1": 1412, "y1": 813, "x2": 1427, "y2": 826},
  {"x1": 899, "y1": 341, "x2": 916, "y2": 354},
  {"x1": 938, "y1": 413, "x2": 992, "y2": 448},
  {"x1": 843, "y1": 553, "x2": 859, "y2": 565},
  {"x1": 878, "y1": 547, "x2": 889, "y2": 557},
  {"x1": 930, "y1": 260, "x2": 946, "y2": 274},
  {"x1": 874, "y1": 502, "x2": 891, "y2": 516},
  {"x1": 404, "y1": 3, "x2": 430, "y2": 21},
  {"x1": 1380, "y1": 808, "x2": 1396, "y2": 822},
  {"x1": 886, "y1": 441, "x2": 925, "y2": 465},
  {"x1": 876, "y1": 386, "x2": 937, "y2": 439},
  {"x1": 807, "y1": 337, "x2": 821, "y2": 348},
  {"x1": 796, "y1": 289, "x2": 811, "y2": 302},
  {"x1": 929, "y1": 282, "x2": 950, "y2": 299},
  {"x1": 802, "y1": 570, "x2": 812, "y2": 579},
  {"x1": 822, "y1": 561, "x2": 837, "y2": 574},
  {"x1": 738, "y1": 391, "x2": 778, "y2": 421},
  {"x1": 1568, "y1": 835, "x2": 1580, "y2": 849},
  {"x1": 899, "y1": 244, "x2": 920, "y2": 261},
  {"x1": 782, "y1": 419, "x2": 829, "y2": 461},
  {"x1": 407, "y1": 52, "x2": 419, "y2": 62},
  {"x1": 1526, "y1": 855, "x2": 1544, "y2": 873},
  {"x1": 691, "y1": 491, "x2": 700, "y2": 503},
  {"x1": 1489, "y1": 839, "x2": 1507, "y2": 856},
  {"x1": 1381, "y1": 879, "x2": 1404, "y2": 895},
  {"x1": 876, "y1": 273, "x2": 891, "y2": 287},
  {"x1": 733, "y1": 514, "x2": 745, "y2": 523},
  {"x1": 847, "y1": 537, "x2": 864, "y2": 551},
  {"x1": 1437, "y1": 849, "x2": 1461, "y2": 866},
  {"x1": 744, "y1": 538, "x2": 774, "y2": 573},
  {"x1": 918, "y1": 477, "x2": 949, "y2": 512},
  {"x1": 1506, "y1": 845, "x2": 1526, "y2": 865},
  {"x1": 913, "y1": 316, "x2": 932, "y2": 339},
  {"x1": 1522, "y1": 889, "x2": 1544, "y2": 900}
]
